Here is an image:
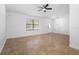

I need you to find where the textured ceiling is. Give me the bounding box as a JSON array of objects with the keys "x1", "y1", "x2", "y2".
[{"x1": 6, "y1": 4, "x2": 69, "y2": 19}]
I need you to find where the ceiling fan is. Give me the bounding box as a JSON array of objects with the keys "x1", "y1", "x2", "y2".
[{"x1": 38, "y1": 4, "x2": 52, "y2": 12}]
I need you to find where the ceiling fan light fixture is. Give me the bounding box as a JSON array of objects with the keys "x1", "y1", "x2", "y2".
[
  {"x1": 38, "y1": 4, "x2": 52, "y2": 12},
  {"x1": 42, "y1": 8, "x2": 46, "y2": 11}
]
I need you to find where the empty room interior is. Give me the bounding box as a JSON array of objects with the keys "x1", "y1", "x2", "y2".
[{"x1": 0, "y1": 4, "x2": 79, "y2": 55}]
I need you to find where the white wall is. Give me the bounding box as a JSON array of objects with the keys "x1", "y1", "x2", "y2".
[
  {"x1": 0, "y1": 4, "x2": 6, "y2": 53},
  {"x1": 53, "y1": 14, "x2": 69, "y2": 35},
  {"x1": 6, "y1": 12, "x2": 51, "y2": 38},
  {"x1": 70, "y1": 4, "x2": 79, "y2": 50},
  {"x1": 6, "y1": 11, "x2": 69, "y2": 39}
]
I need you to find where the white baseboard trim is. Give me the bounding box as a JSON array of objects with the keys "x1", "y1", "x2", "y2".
[
  {"x1": 7, "y1": 32, "x2": 51, "y2": 39},
  {"x1": 0, "y1": 39, "x2": 7, "y2": 54},
  {"x1": 70, "y1": 44, "x2": 79, "y2": 50}
]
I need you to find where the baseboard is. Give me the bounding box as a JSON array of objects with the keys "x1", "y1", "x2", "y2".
[
  {"x1": 7, "y1": 32, "x2": 69, "y2": 40},
  {"x1": 7, "y1": 32, "x2": 51, "y2": 40},
  {"x1": 52, "y1": 32, "x2": 69, "y2": 36},
  {"x1": 70, "y1": 44, "x2": 79, "y2": 50},
  {"x1": 0, "y1": 39, "x2": 7, "y2": 54}
]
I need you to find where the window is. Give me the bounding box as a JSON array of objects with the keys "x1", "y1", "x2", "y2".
[{"x1": 26, "y1": 19, "x2": 39, "y2": 31}]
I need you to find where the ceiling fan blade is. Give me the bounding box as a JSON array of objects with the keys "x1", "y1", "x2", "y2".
[
  {"x1": 46, "y1": 8, "x2": 52, "y2": 10},
  {"x1": 44, "y1": 4, "x2": 49, "y2": 8}
]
